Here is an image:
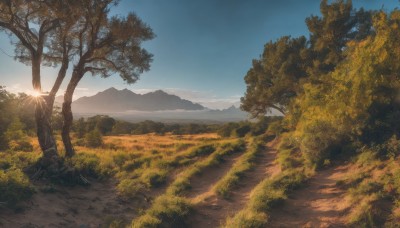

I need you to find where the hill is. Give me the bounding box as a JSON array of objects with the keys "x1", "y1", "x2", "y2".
[{"x1": 72, "y1": 88, "x2": 205, "y2": 113}]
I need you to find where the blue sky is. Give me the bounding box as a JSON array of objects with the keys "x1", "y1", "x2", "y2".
[{"x1": 0, "y1": 0, "x2": 397, "y2": 109}]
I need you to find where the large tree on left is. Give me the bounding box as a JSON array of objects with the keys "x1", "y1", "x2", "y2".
[{"x1": 0, "y1": 0, "x2": 74, "y2": 170}]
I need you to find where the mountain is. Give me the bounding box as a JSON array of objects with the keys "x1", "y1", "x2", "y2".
[{"x1": 72, "y1": 87, "x2": 205, "y2": 113}]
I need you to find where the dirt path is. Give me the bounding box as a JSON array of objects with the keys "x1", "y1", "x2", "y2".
[
  {"x1": 188, "y1": 141, "x2": 281, "y2": 228},
  {"x1": 0, "y1": 180, "x2": 139, "y2": 228},
  {"x1": 185, "y1": 152, "x2": 244, "y2": 199},
  {"x1": 268, "y1": 164, "x2": 352, "y2": 228}
]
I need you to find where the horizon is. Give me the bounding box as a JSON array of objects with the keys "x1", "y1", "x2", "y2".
[{"x1": 52, "y1": 86, "x2": 241, "y2": 110}]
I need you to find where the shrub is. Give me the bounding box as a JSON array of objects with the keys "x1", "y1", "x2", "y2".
[
  {"x1": 141, "y1": 169, "x2": 168, "y2": 188},
  {"x1": 85, "y1": 129, "x2": 103, "y2": 148},
  {"x1": 117, "y1": 179, "x2": 145, "y2": 198},
  {"x1": 0, "y1": 169, "x2": 34, "y2": 206},
  {"x1": 267, "y1": 119, "x2": 284, "y2": 136},
  {"x1": 225, "y1": 210, "x2": 267, "y2": 228},
  {"x1": 8, "y1": 139, "x2": 33, "y2": 152},
  {"x1": 300, "y1": 120, "x2": 342, "y2": 168},
  {"x1": 132, "y1": 195, "x2": 192, "y2": 228},
  {"x1": 67, "y1": 153, "x2": 103, "y2": 177},
  {"x1": 234, "y1": 125, "x2": 251, "y2": 138}
]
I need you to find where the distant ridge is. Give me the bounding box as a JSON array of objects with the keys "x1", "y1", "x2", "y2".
[{"x1": 72, "y1": 87, "x2": 205, "y2": 113}]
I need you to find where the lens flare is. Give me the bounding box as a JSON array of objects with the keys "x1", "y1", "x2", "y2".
[{"x1": 32, "y1": 91, "x2": 42, "y2": 98}]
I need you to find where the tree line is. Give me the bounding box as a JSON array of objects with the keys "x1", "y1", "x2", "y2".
[
  {"x1": 241, "y1": 0, "x2": 400, "y2": 167},
  {"x1": 0, "y1": 86, "x2": 279, "y2": 151}
]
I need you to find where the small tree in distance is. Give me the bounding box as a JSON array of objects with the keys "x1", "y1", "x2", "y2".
[{"x1": 85, "y1": 129, "x2": 103, "y2": 148}]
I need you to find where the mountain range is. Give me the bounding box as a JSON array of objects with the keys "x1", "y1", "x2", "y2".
[
  {"x1": 52, "y1": 88, "x2": 251, "y2": 123},
  {"x1": 71, "y1": 87, "x2": 205, "y2": 113}
]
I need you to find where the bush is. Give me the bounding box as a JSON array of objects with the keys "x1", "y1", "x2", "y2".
[
  {"x1": 141, "y1": 169, "x2": 168, "y2": 188},
  {"x1": 132, "y1": 195, "x2": 192, "y2": 228},
  {"x1": 300, "y1": 120, "x2": 342, "y2": 168},
  {"x1": 8, "y1": 139, "x2": 33, "y2": 152},
  {"x1": 267, "y1": 119, "x2": 284, "y2": 136},
  {"x1": 117, "y1": 179, "x2": 145, "y2": 198},
  {"x1": 225, "y1": 210, "x2": 267, "y2": 228},
  {"x1": 234, "y1": 125, "x2": 251, "y2": 138},
  {"x1": 67, "y1": 153, "x2": 104, "y2": 177},
  {"x1": 85, "y1": 129, "x2": 103, "y2": 148},
  {"x1": 0, "y1": 169, "x2": 34, "y2": 206}
]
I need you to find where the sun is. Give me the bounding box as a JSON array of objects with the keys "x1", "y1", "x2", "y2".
[{"x1": 32, "y1": 91, "x2": 42, "y2": 98}]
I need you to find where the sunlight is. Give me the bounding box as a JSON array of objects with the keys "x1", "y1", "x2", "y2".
[
  {"x1": 32, "y1": 91, "x2": 42, "y2": 98},
  {"x1": 27, "y1": 90, "x2": 46, "y2": 107}
]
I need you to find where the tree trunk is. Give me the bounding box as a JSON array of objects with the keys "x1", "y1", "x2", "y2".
[
  {"x1": 62, "y1": 73, "x2": 82, "y2": 157},
  {"x1": 35, "y1": 95, "x2": 59, "y2": 167},
  {"x1": 32, "y1": 55, "x2": 60, "y2": 169}
]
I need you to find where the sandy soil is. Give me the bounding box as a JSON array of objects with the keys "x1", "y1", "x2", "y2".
[
  {"x1": 267, "y1": 164, "x2": 352, "y2": 228},
  {"x1": 0, "y1": 180, "x2": 140, "y2": 228}
]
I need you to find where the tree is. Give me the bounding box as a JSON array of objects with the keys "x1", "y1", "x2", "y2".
[
  {"x1": 241, "y1": 36, "x2": 309, "y2": 117},
  {"x1": 85, "y1": 129, "x2": 103, "y2": 148},
  {"x1": 288, "y1": 9, "x2": 400, "y2": 166},
  {"x1": 0, "y1": 0, "x2": 76, "y2": 168},
  {"x1": 96, "y1": 116, "x2": 116, "y2": 135},
  {"x1": 306, "y1": 0, "x2": 373, "y2": 76},
  {"x1": 241, "y1": 0, "x2": 373, "y2": 119},
  {"x1": 60, "y1": 0, "x2": 154, "y2": 157},
  {"x1": 73, "y1": 118, "x2": 86, "y2": 138}
]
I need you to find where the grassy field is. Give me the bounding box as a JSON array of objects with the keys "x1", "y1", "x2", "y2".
[
  {"x1": 1, "y1": 133, "x2": 251, "y2": 227},
  {"x1": 2, "y1": 132, "x2": 400, "y2": 227}
]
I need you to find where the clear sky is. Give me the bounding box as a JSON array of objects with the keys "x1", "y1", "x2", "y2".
[{"x1": 0, "y1": 0, "x2": 397, "y2": 109}]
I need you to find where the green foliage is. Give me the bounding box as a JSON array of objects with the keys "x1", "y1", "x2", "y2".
[
  {"x1": 0, "y1": 90, "x2": 35, "y2": 151},
  {"x1": 0, "y1": 169, "x2": 34, "y2": 206},
  {"x1": 225, "y1": 210, "x2": 268, "y2": 228},
  {"x1": 267, "y1": 118, "x2": 284, "y2": 136},
  {"x1": 132, "y1": 195, "x2": 192, "y2": 228},
  {"x1": 299, "y1": 120, "x2": 343, "y2": 168},
  {"x1": 238, "y1": 1, "x2": 391, "y2": 171},
  {"x1": 51, "y1": 107, "x2": 63, "y2": 131},
  {"x1": 66, "y1": 153, "x2": 105, "y2": 177},
  {"x1": 116, "y1": 178, "x2": 145, "y2": 199},
  {"x1": 276, "y1": 133, "x2": 303, "y2": 170},
  {"x1": 141, "y1": 169, "x2": 168, "y2": 188},
  {"x1": 306, "y1": 0, "x2": 372, "y2": 75},
  {"x1": 85, "y1": 129, "x2": 103, "y2": 148},
  {"x1": 217, "y1": 117, "x2": 281, "y2": 138},
  {"x1": 74, "y1": 117, "x2": 218, "y2": 137},
  {"x1": 241, "y1": 36, "x2": 309, "y2": 117},
  {"x1": 4, "y1": 117, "x2": 33, "y2": 152}
]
